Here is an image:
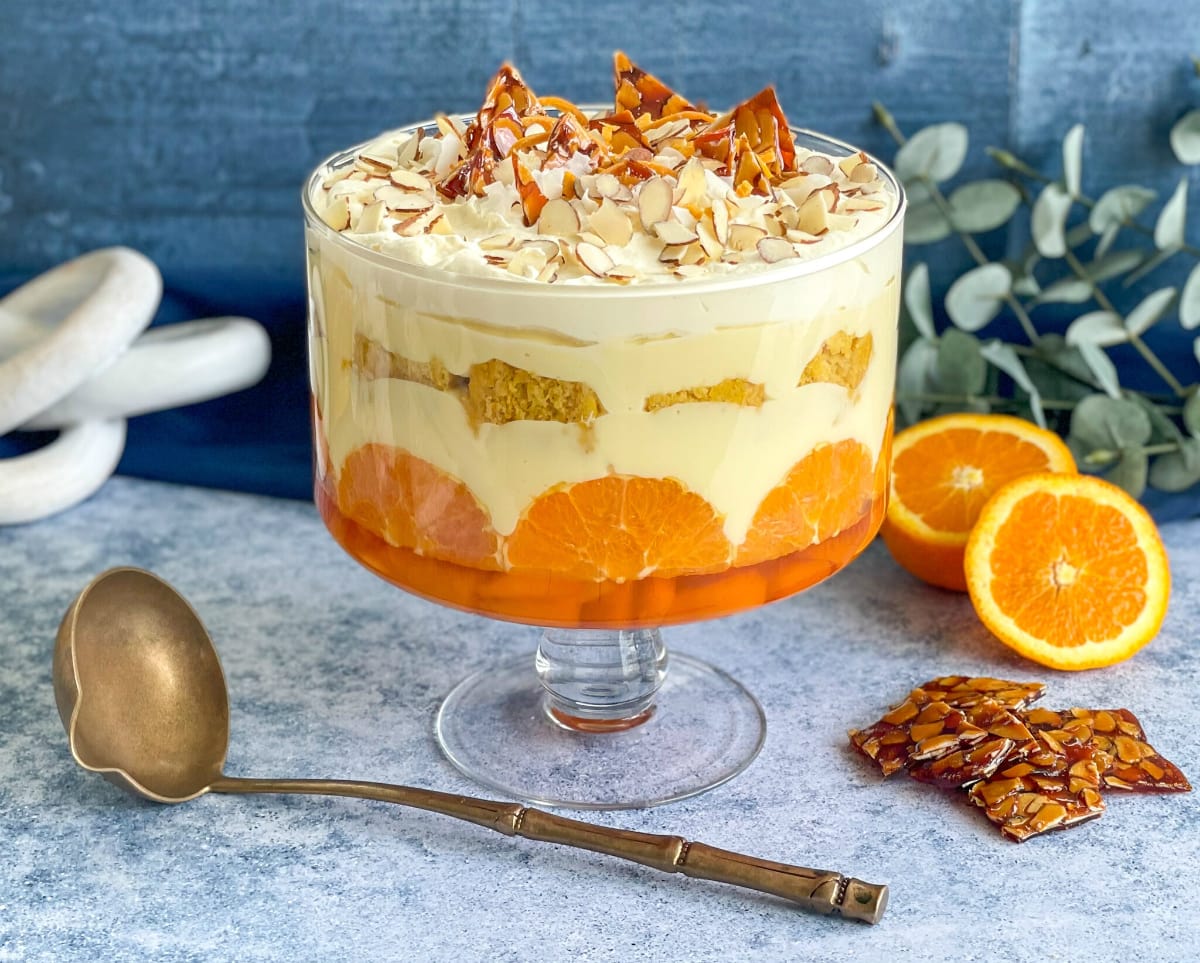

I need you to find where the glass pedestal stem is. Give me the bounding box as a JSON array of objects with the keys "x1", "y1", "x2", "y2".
[{"x1": 535, "y1": 628, "x2": 668, "y2": 732}]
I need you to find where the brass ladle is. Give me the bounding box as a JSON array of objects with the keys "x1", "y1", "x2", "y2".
[{"x1": 53, "y1": 566, "x2": 888, "y2": 924}]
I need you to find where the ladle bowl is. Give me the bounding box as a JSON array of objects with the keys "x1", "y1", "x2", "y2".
[{"x1": 53, "y1": 566, "x2": 887, "y2": 924}]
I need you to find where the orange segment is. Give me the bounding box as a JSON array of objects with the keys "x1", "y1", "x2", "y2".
[
  {"x1": 736, "y1": 439, "x2": 876, "y2": 567},
  {"x1": 336, "y1": 444, "x2": 500, "y2": 569},
  {"x1": 965, "y1": 473, "x2": 1170, "y2": 670},
  {"x1": 881, "y1": 413, "x2": 1076, "y2": 592},
  {"x1": 505, "y1": 475, "x2": 731, "y2": 582}
]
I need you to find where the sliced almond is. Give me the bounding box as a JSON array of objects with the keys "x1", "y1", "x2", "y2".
[
  {"x1": 786, "y1": 229, "x2": 823, "y2": 244},
  {"x1": 321, "y1": 166, "x2": 355, "y2": 189},
  {"x1": 577, "y1": 230, "x2": 608, "y2": 248},
  {"x1": 389, "y1": 168, "x2": 432, "y2": 191},
  {"x1": 843, "y1": 196, "x2": 886, "y2": 212},
  {"x1": 646, "y1": 117, "x2": 691, "y2": 146},
  {"x1": 801, "y1": 154, "x2": 834, "y2": 176},
  {"x1": 673, "y1": 264, "x2": 707, "y2": 279},
  {"x1": 825, "y1": 212, "x2": 859, "y2": 232},
  {"x1": 329, "y1": 179, "x2": 375, "y2": 201},
  {"x1": 375, "y1": 186, "x2": 435, "y2": 212},
  {"x1": 428, "y1": 214, "x2": 452, "y2": 235},
  {"x1": 757, "y1": 236, "x2": 798, "y2": 263},
  {"x1": 850, "y1": 161, "x2": 879, "y2": 184},
  {"x1": 696, "y1": 214, "x2": 723, "y2": 259},
  {"x1": 479, "y1": 232, "x2": 518, "y2": 251},
  {"x1": 604, "y1": 265, "x2": 639, "y2": 284},
  {"x1": 321, "y1": 196, "x2": 351, "y2": 231},
  {"x1": 638, "y1": 177, "x2": 674, "y2": 232},
  {"x1": 537, "y1": 197, "x2": 582, "y2": 237},
  {"x1": 356, "y1": 151, "x2": 394, "y2": 175},
  {"x1": 838, "y1": 151, "x2": 866, "y2": 177},
  {"x1": 711, "y1": 200, "x2": 730, "y2": 245},
  {"x1": 507, "y1": 245, "x2": 551, "y2": 278},
  {"x1": 576, "y1": 241, "x2": 614, "y2": 278},
  {"x1": 535, "y1": 259, "x2": 561, "y2": 283},
  {"x1": 678, "y1": 241, "x2": 704, "y2": 266},
  {"x1": 520, "y1": 238, "x2": 562, "y2": 260},
  {"x1": 796, "y1": 193, "x2": 829, "y2": 235},
  {"x1": 726, "y1": 223, "x2": 767, "y2": 252},
  {"x1": 588, "y1": 199, "x2": 634, "y2": 246},
  {"x1": 675, "y1": 157, "x2": 708, "y2": 209},
  {"x1": 352, "y1": 200, "x2": 386, "y2": 234},
  {"x1": 659, "y1": 243, "x2": 689, "y2": 264},
  {"x1": 594, "y1": 172, "x2": 624, "y2": 199},
  {"x1": 654, "y1": 220, "x2": 699, "y2": 245},
  {"x1": 396, "y1": 131, "x2": 423, "y2": 167},
  {"x1": 393, "y1": 209, "x2": 437, "y2": 236}
]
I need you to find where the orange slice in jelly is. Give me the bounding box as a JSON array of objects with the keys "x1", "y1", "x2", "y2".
[
  {"x1": 337, "y1": 445, "x2": 501, "y2": 569},
  {"x1": 506, "y1": 475, "x2": 732, "y2": 581},
  {"x1": 736, "y1": 440, "x2": 876, "y2": 567}
]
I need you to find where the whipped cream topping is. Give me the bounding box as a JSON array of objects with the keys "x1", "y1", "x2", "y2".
[{"x1": 306, "y1": 59, "x2": 899, "y2": 285}]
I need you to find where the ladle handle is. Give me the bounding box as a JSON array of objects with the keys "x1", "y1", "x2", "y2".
[{"x1": 210, "y1": 776, "x2": 886, "y2": 923}]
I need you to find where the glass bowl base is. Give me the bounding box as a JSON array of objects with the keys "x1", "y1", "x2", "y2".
[{"x1": 434, "y1": 652, "x2": 766, "y2": 810}]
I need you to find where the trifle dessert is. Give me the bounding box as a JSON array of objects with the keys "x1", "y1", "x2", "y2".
[{"x1": 304, "y1": 54, "x2": 903, "y2": 631}]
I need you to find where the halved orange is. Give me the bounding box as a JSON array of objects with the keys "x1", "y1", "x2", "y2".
[
  {"x1": 505, "y1": 475, "x2": 731, "y2": 581},
  {"x1": 337, "y1": 444, "x2": 501, "y2": 569},
  {"x1": 881, "y1": 413, "x2": 1076, "y2": 591},
  {"x1": 965, "y1": 473, "x2": 1170, "y2": 670},
  {"x1": 736, "y1": 439, "x2": 876, "y2": 567}
]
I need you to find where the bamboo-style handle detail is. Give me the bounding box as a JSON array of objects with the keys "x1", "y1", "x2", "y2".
[{"x1": 211, "y1": 777, "x2": 887, "y2": 924}]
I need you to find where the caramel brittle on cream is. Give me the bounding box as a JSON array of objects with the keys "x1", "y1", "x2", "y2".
[{"x1": 314, "y1": 53, "x2": 895, "y2": 283}]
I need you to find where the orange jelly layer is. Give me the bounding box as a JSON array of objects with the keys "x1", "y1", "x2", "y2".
[{"x1": 316, "y1": 477, "x2": 887, "y2": 629}]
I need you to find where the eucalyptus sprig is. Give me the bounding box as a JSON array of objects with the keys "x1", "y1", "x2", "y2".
[{"x1": 876, "y1": 85, "x2": 1200, "y2": 501}]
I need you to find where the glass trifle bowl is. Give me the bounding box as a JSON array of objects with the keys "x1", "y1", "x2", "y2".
[{"x1": 303, "y1": 58, "x2": 904, "y2": 808}]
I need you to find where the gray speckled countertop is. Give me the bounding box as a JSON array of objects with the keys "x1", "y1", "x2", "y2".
[{"x1": 1, "y1": 477, "x2": 1197, "y2": 962}]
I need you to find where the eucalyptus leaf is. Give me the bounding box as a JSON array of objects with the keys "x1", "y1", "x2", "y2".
[
  {"x1": 1075, "y1": 342, "x2": 1122, "y2": 398},
  {"x1": 1095, "y1": 222, "x2": 1120, "y2": 258},
  {"x1": 1065, "y1": 222, "x2": 1094, "y2": 248},
  {"x1": 944, "y1": 263, "x2": 1011, "y2": 331},
  {"x1": 1148, "y1": 440, "x2": 1200, "y2": 492},
  {"x1": 1125, "y1": 287, "x2": 1176, "y2": 337},
  {"x1": 1031, "y1": 182, "x2": 1072, "y2": 257},
  {"x1": 1084, "y1": 250, "x2": 1143, "y2": 283},
  {"x1": 1106, "y1": 447, "x2": 1148, "y2": 498},
  {"x1": 1180, "y1": 263, "x2": 1200, "y2": 330},
  {"x1": 895, "y1": 123, "x2": 970, "y2": 183},
  {"x1": 936, "y1": 328, "x2": 987, "y2": 395},
  {"x1": 1183, "y1": 392, "x2": 1200, "y2": 437},
  {"x1": 1069, "y1": 394, "x2": 1152, "y2": 450},
  {"x1": 1130, "y1": 393, "x2": 1184, "y2": 445},
  {"x1": 1035, "y1": 278, "x2": 1094, "y2": 305},
  {"x1": 1012, "y1": 275, "x2": 1040, "y2": 297},
  {"x1": 980, "y1": 340, "x2": 1046, "y2": 427},
  {"x1": 897, "y1": 339, "x2": 939, "y2": 425},
  {"x1": 1170, "y1": 109, "x2": 1200, "y2": 165},
  {"x1": 1066, "y1": 311, "x2": 1127, "y2": 347},
  {"x1": 904, "y1": 263, "x2": 936, "y2": 340},
  {"x1": 904, "y1": 201, "x2": 953, "y2": 244},
  {"x1": 947, "y1": 180, "x2": 1022, "y2": 233},
  {"x1": 1024, "y1": 336, "x2": 1096, "y2": 405},
  {"x1": 1062, "y1": 124, "x2": 1085, "y2": 197},
  {"x1": 1122, "y1": 248, "x2": 1177, "y2": 288},
  {"x1": 1154, "y1": 178, "x2": 1188, "y2": 250},
  {"x1": 1088, "y1": 185, "x2": 1155, "y2": 233}
]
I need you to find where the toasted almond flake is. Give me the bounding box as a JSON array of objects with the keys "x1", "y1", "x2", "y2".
[
  {"x1": 507, "y1": 245, "x2": 551, "y2": 278},
  {"x1": 757, "y1": 236, "x2": 799, "y2": 263},
  {"x1": 396, "y1": 131, "x2": 422, "y2": 167},
  {"x1": 321, "y1": 196, "x2": 350, "y2": 231},
  {"x1": 479, "y1": 232, "x2": 518, "y2": 251},
  {"x1": 328, "y1": 179, "x2": 375, "y2": 201},
  {"x1": 675, "y1": 158, "x2": 708, "y2": 208},
  {"x1": 817, "y1": 183, "x2": 841, "y2": 212},
  {"x1": 785, "y1": 229, "x2": 822, "y2": 244},
  {"x1": 843, "y1": 196, "x2": 887, "y2": 212},
  {"x1": 428, "y1": 214, "x2": 452, "y2": 235},
  {"x1": 519, "y1": 238, "x2": 561, "y2": 260},
  {"x1": 797, "y1": 193, "x2": 829, "y2": 235},
  {"x1": 638, "y1": 177, "x2": 674, "y2": 231},
  {"x1": 696, "y1": 214, "x2": 723, "y2": 259},
  {"x1": 645, "y1": 118, "x2": 691, "y2": 146},
  {"x1": 653, "y1": 220, "x2": 699, "y2": 245},
  {"x1": 711, "y1": 201, "x2": 730, "y2": 245},
  {"x1": 801, "y1": 154, "x2": 835, "y2": 175},
  {"x1": 837, "y1": 151, "x2": 865, "y2": 177},
  {"x1": 535, "y1": 259, "x2": 560, "y2": 283},
  {"x1": 393, "y1": 209, "x2": 437, "y2": 236},
  {"x1": 576, "y1": 241, "x2": 614, "y2": 278},
  {"x1": 375, "y1": 186, "x2": 435, "y2": 212},
  {"x1": 537, "y1": 197, "x2": 582, "y2": 236},
  {"x1": 850, "y1": 161, "x2": 879, "y2": 184},
  {"x1": 659, "y1": 243, "x2": 689, "y2": 264},
  {"x1": 825, "y1": 212, "x2": 859, "y2": 231},
  {"x1": 726, "y1": 223, "x2": 768, "y2": 252},
  {"x1": 388, "y1": 168, "x2": 432, "y2": 191},
  {"x1": 352, "y1": 200, "x2": 386, "y2": 234},
  {"x1": 673, "y1": 264, "x2": 706, "y2": 279},
  {"x1": 577, "y1": 230, "x2": 608, "y2": 247},
  {"x1": 588, "y1": 199, "x2": 634, "y2": 246},
  {"x1": 322, "y1": 167, "x2": 355, "y2": 189},
  {"x1": 605, "y1": 264, "x2": 639, "y2": 284}
]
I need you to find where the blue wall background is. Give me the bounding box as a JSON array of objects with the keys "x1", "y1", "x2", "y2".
[{"x1": 2, "y1": 0, "x2": 1198, "y2": 500}]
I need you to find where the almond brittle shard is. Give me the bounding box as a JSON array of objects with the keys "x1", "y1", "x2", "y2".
[
  {"x1": 912, "y1": 675, "x2": 1046, "y2": 712},
  {"x1": 477, "y1": 63, "x2": 544, "y2": 129},
  {"x1": 544, "y1": 111, "x2": 609, "y2": 172},
  {"x1": 613, "y1": 51, "x2": 698, "y2": 120},
  {"x1": 589, "y1": 109, "x2": 652, "y2": 156},
  {"x1": 512, "y1": 155, "x2": 549, "y2": 226},
  {"x1": 695, "y1": 87, "x2": 798, "y2": 188}
]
